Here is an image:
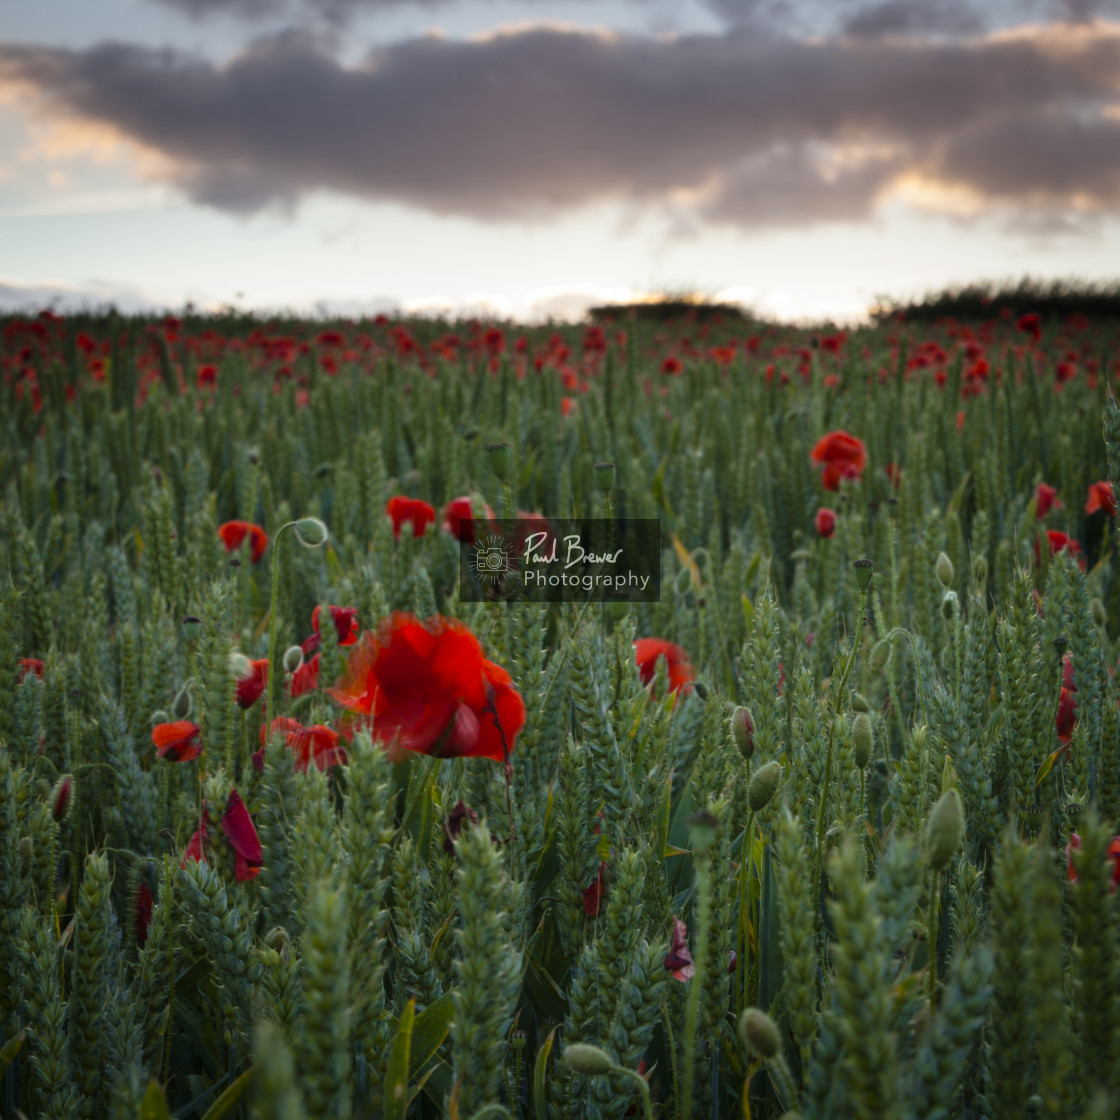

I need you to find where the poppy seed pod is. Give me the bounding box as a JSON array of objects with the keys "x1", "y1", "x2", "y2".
[
  {"x1": 936, "y1": 551, "x2": 954, "y2": 589},
  {"x1": 294, "y1": 517, "x2": 329, "y2": 547},
  {"x1": 594, "y1": 461, "x2": 616, "y2": 494},
  {"x1": 181, "y1": 616, "x2": 202, "y2": 641},
  {"x1": 748, "y1": 760, "x2": 782, "y2": 812},
  {"x1": 850, "y1": 691, "x2": 870, "y2": 713},
  {"x1": 485, "y1": 440, "x2": 512, "y2": 482},
  {"x1": 852, "y1": 712, "x2": 873, "y2": 769},
  {"x1": 563, "y1": 1044, "x2": 614, "y2": 1076},
  {"x1": 731, "y1": 706, "x2": 755, "y2": 759},
  {"x1": 852, "y1": 557, "x2": 875, "y2": 590},
  {"x1": 283, "y1": 645, "x2": 305, "y2": 673},
  {"x1": 738, "y1": 1008, "x2": 782, "y2": 1059},
  {"x1": 925, "y1": 788, "x2": 965, "y2": 871}
]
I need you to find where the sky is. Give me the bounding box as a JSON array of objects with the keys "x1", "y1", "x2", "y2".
[{"x1": 1, "y1": 0, "x2": 1120, "y2": 323}]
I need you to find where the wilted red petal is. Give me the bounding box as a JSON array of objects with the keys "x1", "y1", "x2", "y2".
[
  {"x1": 665, "y1": 917, "x2": 694, "y2": 981},
  {"x1": 235, "y1": 658, "x2": 269, "y2": 710},
  {"x1": 289, "y1": 652, "x2": 320, "y2": 698},
  {"x1": 221, "y1": 789, "x2": 263, "y2": 881}
]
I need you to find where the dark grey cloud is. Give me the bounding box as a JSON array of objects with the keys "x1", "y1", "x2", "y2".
[
  {"x1": 843, "y1": 0, "x2": 984, "y2": 37},
  {"x1": 2, "y1": 23, "x2": 1120, "y2": 230}
]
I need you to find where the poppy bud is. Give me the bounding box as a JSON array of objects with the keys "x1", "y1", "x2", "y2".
[
  {"x1": 852, "y1": 557, "x2": 875, "y2": 590},
  {"x1": 181, "y1": 616, "x2": 202, "y2": 641},
  {"x1": 51, "y1": 774, "x2": 72, "y2": 822},
  {"x1": 594, "y1": 461, "x2": 616, "y2": 494},
  {"x1": 935, "y1": 551, "x2": 954, "y2": 589},
  {"x1": 738, "y1": 1008, "x2": 782, "y2": 1060},
  {"x1": 687, "y1": 809, "x2": 719, "y2": 853},
  {"x1": 485, "y1": 440, "x2": 513, "y2": 482},
  {"x1": 283, "y1": 645, "x2": 304, "y2": 673},
  {"x1": 294, "y1": 517, "x2": 329, "y2": 548},
  {"x1": 731, "y1": 706, "x2": 755, "y2": 760},
  {"x1": 172, "y1": 685, "x2": 193, "y2": 720},
  {"x1": 1092, "y1": 598, "x2": 1107, "y2": 628},
  {"x1": 941, "y1": 591, "x2": 958, "y2": 621},
  {"x1": 852, "y1": 712, "x2": 873, "y2": 769},
  {"x1": 748, "y1": 761, "x2": 782, "y2": 812},
  {"x1": 869, "y1": 639, "x2": 890, "y2": 672},
  {"x1": 150, "y1": 709, "x2": 169, "y2": 726},
  {"x1": 925, "y1": 788, "x2": 964, "y2": 871},
  {"x1": 850, "y1": 691, "x2": 870, "y2": 714},
  {"x1": 228, "y1": 652, "x2": 252, "y2": 679},
  {"x1": 564, "y1": 1044, "x2": 615, "y2": 1076}
]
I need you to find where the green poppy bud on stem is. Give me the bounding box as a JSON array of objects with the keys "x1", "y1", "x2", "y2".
[
  {"x1": 850, "y1": 691, "x2": 870, "y2": 714},
  {"x1": 485, "y1": 440, "x2": 512, "y2": 482},
  {"x1": 748, "y1": 761, "x2": 782, "y2": 812},
  {"x1": 688, "y1": 809, "x2": 720, "y2": 853},
  {"x1": 852, "y1": 712, "x2": 873, "y2": 769},
  {"x1": 935, "y1": 551, "x2": 954, "y2": 588},
  {"x1": 731, "y1": 706, "x2": 755, "y2": 760},
  {"x1": 172, "y1": 684, "x2": 193, "y2": 720},
  {"x1": 282, "y1": 645, "x2": 304, "y2": 673},
  {"x1": 738, "y1": 1008, "x2": 782, "y2": 1059},
  {"x1": 293, "y1": 517, "x2": 329, "y2": 548},
  {"x1": 594, "y1": 462, "x2": 616, "y2": 494},
  {"x1": 925, "y1": 788, "x2": 964, "y2": 870},
  {"x1": 228, "y1": 652, "x2": 252, "y2": 680},
  {"x1": 869, "y1": 639, "x2": 890, "y2": 672},
  {"x1": 150, "y1": 709, "x2": 169, "y2": 726},
  {"x1": 940, "y1": 591, "x2": 958, "y2": 621},
  {"x1": 563, "y1": 1044, "x2": 614, "y2": 1076}
]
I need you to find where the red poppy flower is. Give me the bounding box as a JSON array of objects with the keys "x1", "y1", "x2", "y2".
[
  {"x1": 810, "y1": 431, "x2": 867, "y2": 491},
  {"x1": 386, "y1": 495, "x2": 436, "y2": 541},
  {"x1": 441, "y1": 496, "x2": 495, "y2": 545},
  {"x1": 634, "y1": 638, "x2": 695, "y2": 695},
  {"x1": 289, "y1": 652, "x2": 320, "y2": 698},
  {"x1": 329, "y1": 612, "x2": 526, "y2": 762},
  {"x1": 1087, "y1": 481, "x2": 1117, "y2": 517},
  {"x1": 134, "y1": 881, "x2": 154, "y2": 948},
  {"x1": 196, "y1": 364, "x2": 217, "y2": 389},
  {"x1": 583, "y1": 862, "x2": 607, "y2": 917},
  {"x1": 1036, "y1": 530, "x2": 1083, "y2": 567},
  {"x1": 815, "y1": 508, "x2": 836, "y2": 539},
  {"x1": 1067, "y1": 833, "x2": 1120, "y2": 890},
  {"x1": 18, "y1": 657, "x2": 44, "y2": 683},
  {"x1": 1035, "y1": 483, "x2": 1061, "y2": 519},
  {"x1": 662, "y1": 356, "x2": 683, "y2": 376},
  {"x1": 221, "y1": 790, "x2": 263, "y2": 881},
  {"x1": 312, "y1": 604, "x2": 359, "y2": 648},
  {"x1": 153, "y1": 721, "x2": 202, "y2": 763},
  {"x1": 234, "y1": 658, "x2": 269, "y2": 710},
  {"x1": 1018, "y1": 312, "x2": 1041, "y2": 343},
  {"x1": 665, "y1": 917, "x2": 694, "y2": 981},
  {"x1": 218, "y1": 520, "x2": 268, "y2": 564},
  {"x1": 1057, "y1": 655, "x2": 1077, "y2": 745}
]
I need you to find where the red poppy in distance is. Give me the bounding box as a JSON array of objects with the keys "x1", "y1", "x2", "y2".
[
  {"x1": 1035, "y1": 483, "x2": 1061, "y2": 519},
  {"x1": 441, "y1": 496, "x2": 495, "y2": 546},
  {"x1": 1087, "y1": 481, "x2": 1116, "y2": 517},
  {"x1": 312, "y1": 604, "x2": 359, "y2": 647},
  {"x1": 386, "y1": 495, "x2": 436, "y2": 541},
  {"x1": 218, "y1": 520, "x2": 268, "y2": 564},
  {"x1": 153, "y1": 720, "x2": 202, "y2": 762},
  {"x1": 634, "y1": 638, "x2": 695, "y2": 695},
  {"x1": 810, "y1": 431, "x2": 867, "y2": 491},
  {"x1": 234, "y1": 658, "x2": 269, "y2": 710},
  {"x1": 815, "y1": 508, "x2": 837, "y2": 539}
]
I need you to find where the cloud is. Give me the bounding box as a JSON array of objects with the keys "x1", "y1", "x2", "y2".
[
  {"x1": 0, "y1": 278, "x2": 163, "y2": 313},
  {"x1": 2, "y1": 22, "x2": 1120, "y2": 232},
  {"x1": 842, "y1": 0, "x2": 985, "y2": 37}
]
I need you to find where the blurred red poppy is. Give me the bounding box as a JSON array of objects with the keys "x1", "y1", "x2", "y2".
[
  {"x1": 386, "y1": 495, "x2": 436, "y2": 541},
  {"x1": 441, "y1": 497, "x2": 495, "y2": 545},
  {"x1": 634, "y1": 638, "x2": 695, "y2": 695},
  {"x1": 1035, "y1": 483, "x2": 1061, "y2": 518},
  {"x1": 218, "y1": 520, "x2": 268, "y2": 564},
  {"x1": 134, "y1": 881, "x2": 154, "y2": 948},
  {"x1": 665, "y1": 917, "x2": 694, "y2": 981},
  {"x1": 289, "y1": 652, "x2": 320, "y2": 698},
  {"x1": 153, "y1": 720, "x2": 202, "y2": 763},
  {"x1": 1036, "y1": 530, "x2": 1083, "y2": 568},
  {"x1": 1067, "y1": 832, "x2": 1120, "y2": 890},
  {"x1": 234, "y1": 658, "x2": 269, "y2": 710},
  {"x1": 312, "y1": 604, "x2": 359, "y2": 647},
  {"x1": 815, "y1": 508, "x2": 836, "y2": 539},
  {"x1": 330, "y1": 612, "x2": 525, "y2": 762},
  {"x1": 810, "y1": 431, "x2": 867, "y2": 491},
  {"x1": 18, "y1": 657, "x2": 44, "y2": 683},
  {"x1": 257, "y1": 716, "x2": 347, "y2": 773},
  {"x1": 1087, "y1": 481, "x2": 1116, "y2": 517},
  {"x1": 583, "y1": 861, "x2": 607, "y2": 917}
]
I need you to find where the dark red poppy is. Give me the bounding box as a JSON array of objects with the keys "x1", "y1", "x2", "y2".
[
  {"x1": 329, "y1": 612, "x2": 526, "y2": 762},
  {"x1": 218, "y1": 521, "x2": 268, "y2": 564},
  {"x1": 1087, "y1": 481, "x2": 1116, "y2": 517},
  {"x1": 634, "y1": 638, "x2": 695, "y2": 695},
  {"x1": 153, "y1": 721, "x2": 202, "y2": 763},
  {"x1": 1035, "y1": 483, "x2": 1061, "y2": 518},
  {"x1": 662, "y1": 356, "x2": 683, "y2": 376},
  {"x1": 289, "y1": 652, "x2": 320, "y2": 698},
  {"x1": 196, "y1": 364, "x2": 217, "y2": 389},
  {"x1": 221, "y1": 790, "x2": 263, "y2": 881},
  {"x1": 386, "y1": 495, "x2": 436, "y2": 541},
  {"x1": 1067, "y1": 833, "x2": 1120, "y2": 890},
  {"x1": 1018, "y1": 312, "x2": 1041, "y2": 344},
  {"x1": 443, "y1": 799, "x2": 480, "y2": 854},
  {"x1": 441, "y1": 497, "x2": 495, "y2": 545},
  {"x1": 815, "y1": 508, "x2": 836, "y2": 539},
  {"x1": 1036, "y1": 530, "x2": 1083, "y2": 568},
  {"x1": 234, "y1": 658, "x2": 269, "y2": 710},
  {"x1": 312, "y1": 604, "x2": 359, "y2": 647},
  {"x1": 664, "y1": 917, "x2": 694, "y2": 981},
  {"x1": 810, "y1": 430, "x2": 867, "y2": 491},
  {"x1": 18, "y1": 658, "x2": 44, "y2": 683},
  {"x1": 134, "y1": 881, "x2": 154, "y2": 948},
  {"x1": 1057, "y1": 655, "x2": 1077, "y2": 745},
  {"x1": 583, "y1": 862, "x2": 607, "y2": 917}
]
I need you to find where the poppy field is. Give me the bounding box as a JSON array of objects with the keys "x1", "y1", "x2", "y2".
[{"x1": 1, "y1": 304, "x2": 1119, "y2": 1119}]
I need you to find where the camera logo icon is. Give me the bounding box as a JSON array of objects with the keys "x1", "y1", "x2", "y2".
[{"x1": 473, "y1": 535, "x2": 513, "y2": 583}]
